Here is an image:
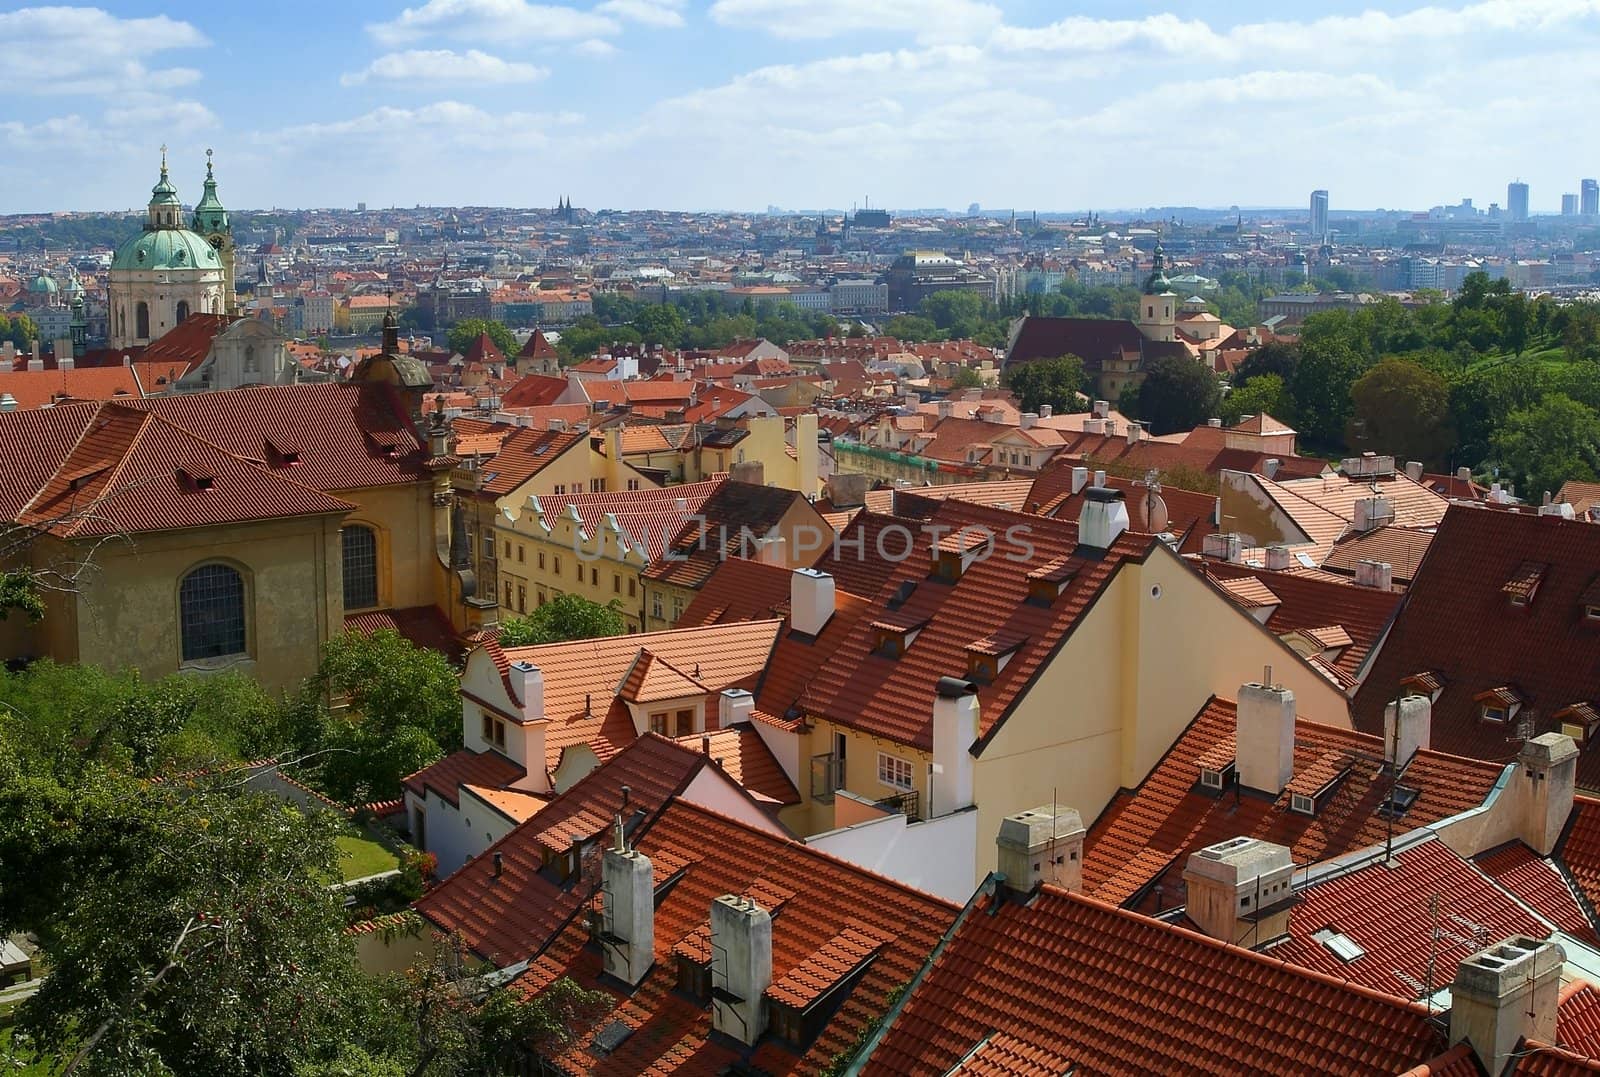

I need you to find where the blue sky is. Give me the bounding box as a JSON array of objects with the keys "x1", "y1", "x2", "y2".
[{"x1": 3, "y1": 0, "x2": 1599, "y2": 215}]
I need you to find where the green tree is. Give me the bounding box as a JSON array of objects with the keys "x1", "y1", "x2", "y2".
[
  {"x1": 1233, "y1": 341, "x2": 1299, "y2": 387},
  {"x1": 883, "y1": 314, "x2": 939, "y2": 342},
  {"x1": 498, "y1": 593, "x2": 626, "y2": 647},
  {"x1": 1001, "y1": 356, "x2": 1086, "y2": 414},
  {"x1": 1348, "y1": 358, "x2": 1455, "y2": 467},
  {"x1": 948, "y1": 366, "x2": 984, "y2": 390},
  {"x1": 1449, "y1": 359, "x2": 1549, "y2": 468},
  {"x1": 1288, "y1": 337, "x2": 1368, "y2": 447},
  {"x1": 1491, "y1": 394, "x2": 1600, "y2": 500},
  {"x1": 447, "y1": 319, "x2": 516, "y2": 357},
  {"x1": 0, "y1": 312, "x2": 39, "y2": 348},
  {"x1": 1220, "y1": 373, "x2": 1286, "y2": 427},
  {"x1": 1137, "y1": 355, "x2": 1221, "y2": 436},
  {"x1": 631, "y1": 303, "x2": 686, "y2": 347}
]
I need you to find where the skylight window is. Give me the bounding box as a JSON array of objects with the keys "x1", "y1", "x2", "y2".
[{"x1": 1313, "y1": 928, "x2": 1366, "y2": 963}]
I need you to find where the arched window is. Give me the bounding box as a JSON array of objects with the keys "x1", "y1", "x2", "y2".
[
  {"x1": 136, "y1": 302, "x2": 150, "y2": 340},
  {"x1": 179, "y1": 564, "x2": 246, "y2": 661},
  {"x1": 175, "y1": 300, "x2": 191, "y2": 324},
  {"x1": 342, "y1": 525, "x2": 378, "y2": 610}
]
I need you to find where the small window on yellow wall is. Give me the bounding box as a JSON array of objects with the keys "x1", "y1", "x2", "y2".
[
  {"x1": 517, "y1": 545, "x2": 525, "y2": 563},
  {"x1": 675, "y1": 709, "x2": 694, "y2": 736},
  {"x1": 591, "y1": 567, "x2": 599, "y2": 586},
  {"x1": 517, "y1": 585, "x2": 526, "y2": 614},
  {"x1": 878, "y1": 752, "x2": 914, "y2": 790},
  {"x1": 613, "y1": 574, "x2": 621, "y2": 594},
  {"x1": 538, "y1": 551, "x2": 545, "y2": 570},
  {"x1": 628, "y1": 578, "x2": 637, "y2": 598}
]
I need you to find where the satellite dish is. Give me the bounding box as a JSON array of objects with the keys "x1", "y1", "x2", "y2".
[{"x1": 1143, "y1": 490, "x2": 1169, "y2": 534}]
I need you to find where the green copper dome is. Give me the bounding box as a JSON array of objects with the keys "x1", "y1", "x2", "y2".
[
  {"x1": 149, "y1": 167, "x2": 180, "y2": 207},
  {"x1": 1143, "y1": 241, "x2": 1173, "y2": 294},
  {"x1": 27, "y1": 272, "x2": 57, "y2": 295},
  {"x1": 111, "y1": 228, "x2": 222, "y2": 272}
]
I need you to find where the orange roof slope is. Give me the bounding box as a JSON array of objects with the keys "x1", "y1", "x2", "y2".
[
  {"x1": 863, "y1": 884, "x2": 1449, "y2": 1077},
  {"x1": 134, "y1": 312, "x2": 239, "y2": 374},
  {"x1": 804, "y1": 499, "x2": 1154, "y2": 750},
  {"x1": 415, "y1": 734, "x2": 722, "y2": 964},
  {"x1": 1476, "y1": 840, "x2": 1599, "y2": 945},
  {"x1": 1082, "y1": 696, "x2": 1506, "y2": 911},
  {"x1": 511, "y1": 798, "x2": 958, "y2": 1076},
  {"x1": 476, "y1": 427, "x2": 586, "y2": 497},
  {"x1": 644, "y1": 481, "x2": 815, "y2": 590},
  {"x1": 1352, "y1": 505, "x2": 1600, "y2": 789}
]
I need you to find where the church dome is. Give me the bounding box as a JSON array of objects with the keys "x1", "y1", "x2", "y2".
[
  {"x1": 27, "y1": 272, "x2": 57, "y2": 295},
  {"x1": 111, "y1": 228, "x2": 222, "y2": 273}
]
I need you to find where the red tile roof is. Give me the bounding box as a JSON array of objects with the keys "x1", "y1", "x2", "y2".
[
  {"x1": 1270, "y1": 837, "x2": 1551, "y2": 1000},
  {"x1": 1518, "y1": 1042, "x2": 1600, "y2": 1075},
  {"x1": 1476, "y1": 841, "x2": 1598, "y2": 945},
  {"x1": 1558, "y1": 796, "x2": 1600, "y2": 921},
  {"x1": 1559, "y1": 982, "x2": 1600, "y2": 1058},
  {"x1": 475, "y1": 427, "x2": 587, "y2": 497},
  {"x1": 402, "y1": 748, "x2": 523, "y2": 807},
  {"x1": 498, "y1": 372, "x2": 568, "y2": 409},
  {"x1": 510, "y1": 798, "x2": 958, "y2": 1075},
  {"x1": 673, "y1": 725, "x2": 799, "y2": 806},
  {"x1": 414, "y1": 734, "x2": 724, "y2": 964},
  {"x1": 803, "y1": 499, "x2": 1155, "y2": 751},
  {"x1": 133, "y1": 312, "x2": 239, "y2": 374},
  {"x1": 1352, "y1": 505, "x2": 1600, "y2": 789},
  {"x1": 1082, "y1": 696, "x2": 1508, "y2": 911},
  {"x1": 642, "y1": 481, "x2": 822, "y2": 591},
  {"x1": 344, "y1": 605, "x2": 464, "y2": 659},
  {"x1": 863, "y1": 883, "x2": 1449, "y2": 1077}
]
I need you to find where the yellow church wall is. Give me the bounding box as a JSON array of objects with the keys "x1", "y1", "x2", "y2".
[{"x1": 332, "y1": 483, "x2": 439, "y2": 614}]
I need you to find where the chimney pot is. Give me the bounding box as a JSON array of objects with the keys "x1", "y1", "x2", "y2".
[
  {"x1": 710, "y1": 895, "x2": 772, "y2": 1045},
  {"x1": 1450, "y1": 936, "x2": 1564, "y2": 1076},
  {"x1": 790, "y1": 568, "x2": 836, "y2": 636},
  {"x1": 1077, "y1": 486, "x2": 1129, "y2": 550},
  {"x1": 601, "y1": 838, "x2": 655, "y2": 986},
  {"x1": 1235, "y1": 682, "x2": 1295, "y2": 796}
]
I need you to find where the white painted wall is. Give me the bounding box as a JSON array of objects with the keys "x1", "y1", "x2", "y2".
[
  {"x1": 804, "y1": 808, "x2": 980, "y2": 903},
  {"x1": 682, "y1": 768, "x2": 789, "y2": 835}
]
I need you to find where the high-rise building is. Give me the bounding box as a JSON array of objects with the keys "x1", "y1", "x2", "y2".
[
  {"x1": 1507, "y1": 181, "x2": 1530, "y2": 222},
  {"x1": 1309, "y1": 189, "x2": 1329, "y2": 239},
  {"x1": 1563, "y1": 194, "x2": 1580, "y2": 216},
  {"x1": 1583, "y1": 178, "x2": 1599, "y2": 216}
]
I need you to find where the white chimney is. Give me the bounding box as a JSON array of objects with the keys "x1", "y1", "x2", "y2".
[
  {"x1": 1092, "y1": 399, "x2": 1109, "y2": 418},
  {"x1": 1383, "y1": 694, "x2": 1431, "y2": 766},
  {"x1": 0, "y1": 341, "x2": 14, "y2": 366},
  {"x1": 1092, "y1": 469, "x2": 1106, "y2": 488},
  {"x1": 1020, "y1": 412, "x2": 1038, "y2": 429},
  {"x1": 508, "y1": 660, "x2": 549, "y2": 791},
  {"x1": 1069, "y1": 466, "x2": 1089, "y2": 495},
  {"x1": 1077, "y1": 487, "x2": 1129, "y2": 550},
  {"x1": 754, "y1": 535, "x2": 787, "y2": 566},
  {"x1": 1262, "y1": 458, "x2": 1280, "y2": 480},
  {"x1": 1126, "y1": 421, "x2": 1140, "y2": 445},
  {"x1": 1264, "y1": 544, "x2": 1291, "y2": 571},
  {"x1": 1083, "y1": 418, "x2": 1105, "y2": 435},
  {"x1": 1456, "y1": 465, "x2": 1472, "y2": 483},
  {"x1": 932, "y1": 677, "x2": 978, "y2": 817},
  {"x1": 1038, "y1": 403, "x2": 1053, "y2": 419},
  {"x1": 719, "y1": 688, "x2": 754, "y2": 728},
  {"x1": 1518, "y1": 734, "x2": 1579, "y2": 855},
  {"x1": 1236, "y1": 680, "x2": 1295, "y2": 795},
  {"x1": 1207, "y1": 417, "x2": 1223, "y2": 427},
  {"x1": 0, "y1": 392, "x2": 15, "y2": 412},
  {"x1": 1353, "y1": 496, "x2": 1394, "y2": 532},
  {"x1": 1450, "y1": 936, "x2": 1564, "y2": 1077},
  {"x1": 996, "y1": 804, "x2": 1085, "y2": 895},
  {"x1": 1203, "y1": 532, "x2": 1244, "y2": 564},
  {"x1": 54, "y1": 340, "x2": 73, "y2": 370},
  {"x1": 1182, "y1": 837, "x2": 1295, "y2": 945},
  {"x1": 790, "y1": 567, "x2": 836, "y2": 636},
  {"x1": 1104, "y1": 419, "x2": 1118, "y2": 438},
  {"x1": 600, "y1": 821, "x2": 654, "y2": 986},
  {"x1": 509, "y1": 659, "x2": 545, "y2": 722},
  {"x1": 1405, "y1": 460, "x2": 1424, "y2": 482},
  {"x1": 1354, "y1": 559, "x2": 1392, "y2": 591},
  {"x1": 710, "y1": 895, "x2": 772, "y2": 1045},
  {"x1": 937, "y1": 400, "x2": 953, "y2": 419}
]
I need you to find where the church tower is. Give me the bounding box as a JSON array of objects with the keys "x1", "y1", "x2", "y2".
[
  {"x1": 1136, "y1": 240, "x2": 1177, "y2": 343},
  {"x1": 191, "y1": 149, "x2": 234, "y2": 314}
]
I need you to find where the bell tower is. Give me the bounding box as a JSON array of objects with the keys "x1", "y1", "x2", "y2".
[
  {"x1": 192, "y1": 149, "x2": 235, "y2": 313},
  {"x1": 1136, "y1": 240, "x2": 1177, "y2": 343}
]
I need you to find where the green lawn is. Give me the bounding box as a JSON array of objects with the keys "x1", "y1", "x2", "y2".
[
  {"x1": 336, "y1": 834, "x2": 401, "y2": 883},
  {"x1": 0, "y1": 1026, "x2": 61, "y2": 1076},
  {"x1": 1467, "y1": 344, "x2": 1568, "y2": 371}
]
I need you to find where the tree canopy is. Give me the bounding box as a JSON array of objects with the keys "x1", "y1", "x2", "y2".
[
  {"x1": 1001, "y1": 356, "x2": 1086, "y2": 414},
  {"x1": 446, "y1": 319, "x2": 516, "y2": 357},
  {"x1": 497, "y1": 594, "x2": 626, "y2": 648},
  {"x1": 1348, "y1": 358, "x2": 1454, "y2": 467},
  {"x1": 1137, "y1": 355, "x2": 1221, "y2": 436},
  {"x1": 1491, "y1": 394, "x2": 1600, "y2": 501}
]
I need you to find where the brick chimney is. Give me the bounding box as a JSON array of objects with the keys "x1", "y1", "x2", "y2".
[
  {"x1": 1078, "y1": 486, "x2": 1129, "y2": 551},
  {"x1": 1517, "y1": 733, "x2": 1578, "y2": 855},
  {"x1": 932, "y1": 677, "x2": 978, "y2": 817},
  {"x1": 1181, "y1": 837, "x2": 1296, "y2": 946},
  {"x1": 1383, "y1": 694, "x2": 1431, "y2": 767},
  {"x1": 790, "y1": 568, "x2": 835, "y2": 636},
  {"x1": 1236, "y1": 680, "x2": 1295, "y2": 796},
  {"x1": 1450, "y1": 936, "x2": 1564, "y2": 1076},
  {"x1": 600, "y1": 818, "x2": 654, "y2": 987},
  {"x1": 996, "y1": 804, "x2": 1085, "y2": 894},
  {"x1": 709, "y1": 895, "x2": 772, "y2": 1045}
]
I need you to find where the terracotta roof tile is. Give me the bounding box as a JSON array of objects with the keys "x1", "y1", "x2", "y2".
[
  {"x1": 510, "y1": 799, "x2": 958, "y2": 1076},
  {"x1": 1559, "y1": 797, "x2": 1600, "y2": 924},
  {"x1": 863, "y1": 884, "x2": 1449, "y2": 1077},
  {"x1": 1083, "y1": 697, "x2": 1507, "y2": 912},
  {"x1": 1559, "y1": 982, "x2": 1600, "y2": 1058},
  {"x1": 403, "y1": 749, "x2": 523, "y2": 807},
  {"x1": 1476, "y1": 841, "x2": 1598, "y2": 945},
  {"x1": 1201, "y1": 561, "x2": 1402, "y2": 677},
  {"x1": 1352, "y1": 506, "x2": 1600, "y2": 789},
  {"x1": 673, "y1": 725, "x2": 799, "y2": 806},
  {"x1": 476, "y1": 427, "x2": 586, "y2": 497}
]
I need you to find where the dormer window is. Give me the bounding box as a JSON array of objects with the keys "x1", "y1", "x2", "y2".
[
  {"x1": 1502, "y1": 561, "x2": 1548, "y2": 607},
  {"x1": 176, "y1": 466, "x2": 214, "y2": 492},
  {"x1": 1401, "y1": 671, "x2": 1446, "y2": 704},
  {"x1": 965, "y1": 632, "x2": 1025, "y2": 683},
  {"x1": 1475, "y1": 687, "x2": 1523, "y2": 725},
  {"x1": 930, "y1": 529, "x2": 993, "y2": 583},
  {"x1": 1026, "y1": 558, "x2": 1078, "y2": 606},
  {"x1": 1199, "y1": 762, "x2": 1235, "y2": 791},
  {"x1": 1557, "y1": 702, "x2": 1600, "y2": 745},
  {"x1": 1290, "y1": 793, "x2": 1317, "y2": 815},
  {"x1": 871, "y1": 616, "x2": 925, "y2": 658}
]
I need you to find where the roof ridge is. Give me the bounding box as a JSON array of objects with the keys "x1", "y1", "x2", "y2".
[{"x1": 20, "y1": 401, "x2": 151, "y2": 535}]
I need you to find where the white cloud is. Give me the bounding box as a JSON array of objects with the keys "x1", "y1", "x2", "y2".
[
  {"x1": 0, "y1": 6, "x2": 209, "y2": 95},
  {"x1": 368, "y1": 0, "x2": 619, "y2": 45},
  {"x1": 573, "y1": 37, "x2": 620, "y2": 56},
  {"x1": 596, "y1": 0, "x2": 685, "y2": 28},
  {"x1": 708, "y1": 0, "x2": 1000, "y2": 42},
  {"x1": 261, "y1": 101, "x2": 582, "y2": 154},
  {"x1": 341, "y1": 49, "x2": 549, "y2": 86}
]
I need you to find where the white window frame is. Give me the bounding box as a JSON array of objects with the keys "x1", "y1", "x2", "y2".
[{"x1": 877, "y1": 751, "x2": 914, "y2": 791}]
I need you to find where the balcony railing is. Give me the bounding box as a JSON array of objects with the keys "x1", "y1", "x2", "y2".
[
  {"x1": 810, "y1": 753, "x2": 843, "y2": 803},
  {"x1": 874, "y1": 789, "x2": 920, "y2": 821}
]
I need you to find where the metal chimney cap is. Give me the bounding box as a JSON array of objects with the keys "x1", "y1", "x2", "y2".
[
  {"x1": 936, "y1": 676, "x2": 979, "y2": 699},
  {"x1": 1084, "y1": 486, "x2": 1125, "y2": 503}
]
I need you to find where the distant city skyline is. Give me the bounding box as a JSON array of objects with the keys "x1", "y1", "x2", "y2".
[{"x1": 5, "y1": 1, "x2": 1600, "y2": 216}]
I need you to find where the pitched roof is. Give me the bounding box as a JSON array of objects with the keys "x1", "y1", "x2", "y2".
[
  {"x1": 498, "y1": 372, "x2": 568, "y2": 409},
  {"x1": 862, "y1": 883, "x2": 1449, "y2": 1077},
  {"x1": 1082, "y1": 696, "x2": 1507, "y2": 911},
  {"x1": 476, "y1": 427, "x2": 587, "y2": 497},
  {"x1": 1201, "y1": 561, "x2": 1402, "y2": 678},
  {"x1": 642, "y1": 481, "x2": 817, "y2": 591},
  {"x1": 343, "y1": 605, "x2": 463, "y2": 658},
  {"x1": 460, "y1": 331, "x2": 506, "y2": 367},
  {"x1": 673, "y1": 725, "x2": 800, "y2": 806},
  {"x1": 133, "y1": 382, "x2": 427, "y2": 491},
  {"x1": 803, "y1": 499, "x2": 1154, "y2": 751},
  {"x1": 1352, "y1": 505, "x2": 1600, "y2": 789},
  {"x1": 414, "y1": 735, "x2": 722, "y2": 964},
  {"x1": 1324, "y1": 525, "x2": 1436, "y2": 586},
  {"x1": 517, "y1": 328, "x2": 559, "y2": 361},
  {"x1": 1475, "y1": 840, "x2": 1598, "y2": 945},
  {"x1": 402, "y1": 748, "x2": 523, "y2": 807},
  {"x1": 1026, "y1": 467, "x2": 1220, "y2": 554},
  {"x1": 510, "y1": 798, "x2": 958, "y2": 1075},
  {"x1": 1269, "y1": 837, "x2": 1552, "y2": 1000},
  {"x1": 1557, "y1": 796, "x2": 1600, "y2": 922},
  {"x1": 529, "y1": 478, "x2": 722, "y2": 561},
  {"x1": 134, "y1": 312, "x2": 240, "y2": 374}
]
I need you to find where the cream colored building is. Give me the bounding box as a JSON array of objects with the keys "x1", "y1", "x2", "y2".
[{"x1": 108, "y1": 153, "x2": 228, "y2": 349}]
